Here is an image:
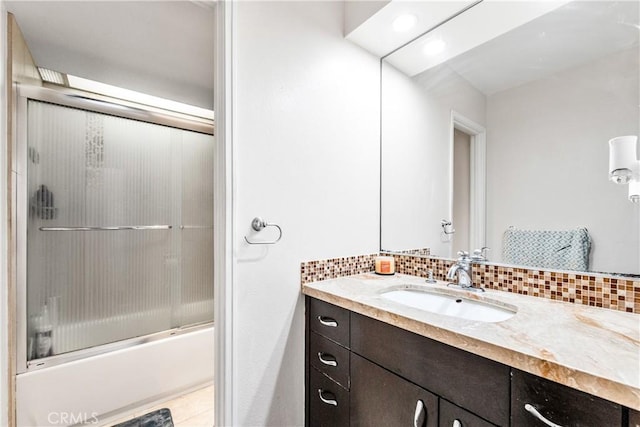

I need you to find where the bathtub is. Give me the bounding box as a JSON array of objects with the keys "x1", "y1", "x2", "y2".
[{"x1": 16, "y1": 326, "x2": 214, "y2": 426}]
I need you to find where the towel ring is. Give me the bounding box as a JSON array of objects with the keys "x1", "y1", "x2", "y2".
[{"x1": 244, "y1": 217, "x2": 283, "y2": 245}]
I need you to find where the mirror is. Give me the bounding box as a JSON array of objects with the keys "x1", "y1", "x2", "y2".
[{"x1": 381, "y1": 0, "x2": 639, "y2": 276}]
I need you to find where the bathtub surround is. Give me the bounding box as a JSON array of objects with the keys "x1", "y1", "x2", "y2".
[
  {"x1": 15, "y1": 327, "x2": 213, "y2": 426},
  {"x1": 301, "y1": 253, "x2": 640, "y2": 314}
]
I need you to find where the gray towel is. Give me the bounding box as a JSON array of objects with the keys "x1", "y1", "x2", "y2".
[{"x1": 502, "y1": 227, "x2": 591, "y2": 271}]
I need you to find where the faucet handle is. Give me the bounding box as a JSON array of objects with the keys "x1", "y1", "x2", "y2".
[
  {"x1": 471, "y1": 247, "x2": 490, "y2": 261},
  {"x1": 456, "y1": 250, "x2": 469, "y2": 260}
]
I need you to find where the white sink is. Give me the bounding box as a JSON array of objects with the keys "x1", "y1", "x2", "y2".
[{"x1": 380, "y1": 287, "x2": 516, "y2": 323}]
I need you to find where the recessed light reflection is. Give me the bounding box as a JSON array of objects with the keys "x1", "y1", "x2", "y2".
[
  {"x1": 423, "y1": 39, "x2": 446, "y2": 56},
  {"x1": 392, "y1": 14, "x2": 417, "y2": 32}
]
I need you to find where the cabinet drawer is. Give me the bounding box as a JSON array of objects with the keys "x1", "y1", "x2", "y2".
[
  {"x1": 310, "y1": 331, "x2": 350, "y2": 389},
  {"x1": 439, "y1": 399, "x2": 497, "y2": 427},
  {"x1": 309, "y1": 367, "x2": 349, "y2": 427},
  {"x1": 351, "y1": 312, "x2": 510, "y2": 426},
  {"x1": 309, "y1": 297, "x2": 350, "y2": 347},
  {"x1": 351, "y1": 353, "x2": 438, "y2": 427},
  {"x1": 630, "y1": 408, "x2": 640, "y2": 427},
  {"x1": 511, "y1": 369, "x2": 622, "y2": 427}
]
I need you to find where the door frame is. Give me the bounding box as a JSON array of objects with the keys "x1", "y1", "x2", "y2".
[
  {"x1": 214, "y1": 1, "x2": 235, "y2": 426},
  {"x1": 449, "y1": 111, "x2": 486, "y2": 254}
]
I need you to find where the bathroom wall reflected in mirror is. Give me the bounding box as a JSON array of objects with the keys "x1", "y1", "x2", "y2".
[{"x1": 381, "y1": 0, "x2": 639, "y2": 276}]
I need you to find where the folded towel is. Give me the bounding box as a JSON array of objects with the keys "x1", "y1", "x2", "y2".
[{"x1": 502, "y1": 227, "x2": 591, "y2": 271}]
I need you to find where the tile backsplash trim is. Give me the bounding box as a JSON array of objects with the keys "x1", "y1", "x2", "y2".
[
  {"x1": 300, "y1": 254, "x2": 378, "y2": 285},
  {"x1": 301, "y1": 253, "x2": 640, "y2": 314},
  {"x1": 392, "y1": 254, "x2": 640, "y2": 314}
]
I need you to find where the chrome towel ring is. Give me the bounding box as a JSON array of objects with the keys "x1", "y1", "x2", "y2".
[{"x1": 244, "y1": 217, "x2": 283, "y2": 245}]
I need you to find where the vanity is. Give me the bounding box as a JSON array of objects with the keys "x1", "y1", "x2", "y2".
[
  {"x1": 307, "y1": 1, "x2": 640, "y2": 425},
  {"x1": 303, "y1": 273, "x2": 640, "y2": 427}
]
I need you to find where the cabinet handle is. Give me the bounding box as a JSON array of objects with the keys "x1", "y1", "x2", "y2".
[
  {"x1": 524, "y1": 404, "x2": 564, "y2": 427},
  {"x1": 317, "y1": 389, "x2": 338, "y2": 406},
  {"x1": 317, "y1": 316, "x2": 338, "y2": 327},
  {"x1": 452, "y1": 420, "x2": 462, "y2": 427},
  {"x1": 317, "y1": 352, "x2": 338, "y2": 367},
  {"x1": 414, "y1": 400, "x2": 426, "y2": 427}
]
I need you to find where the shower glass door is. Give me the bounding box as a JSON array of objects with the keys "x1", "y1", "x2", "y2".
[{"x1": 24, "y1": 95, "x2": 214, "y2": 364}]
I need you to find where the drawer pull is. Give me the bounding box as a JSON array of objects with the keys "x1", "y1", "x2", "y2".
[
  {"x1": 317, "y1": 316, "x2": 338, "y2": 327},
  {"x1": 414, "y1": 400, "x2": 426, "y2": 427},
  {"x1": 452, "y1": 420, "x2": 462, "y2": 427},
  {"x1": 317, "y1": 389, "x2": 338, "y2": 406},
  {"x1": 524, "y1": 404, "x2": 564, "y2": 427},
  {"x1": 317, "y1": 352, "x2": 338, "y2": 367}
]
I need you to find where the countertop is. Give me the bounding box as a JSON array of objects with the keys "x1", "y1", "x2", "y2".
[{"x1": 302, "y1": 273, "x2": 640, "y2": 410}]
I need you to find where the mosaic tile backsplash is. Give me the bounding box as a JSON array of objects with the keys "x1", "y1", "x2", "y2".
[
  {"x1": 300, "y1": 254, "x2": 378, "y2": 285},
  {"x1": 301, "y1": 253, "x2": 640, "y2": 314}
]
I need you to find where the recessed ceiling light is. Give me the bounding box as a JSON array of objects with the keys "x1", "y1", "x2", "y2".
[
  {"x1": 423, "y1": 39, "x2": 446, "y2": 56},
  {"x1": 392, "y1": 14, "x2": 418, "y2": 32}
]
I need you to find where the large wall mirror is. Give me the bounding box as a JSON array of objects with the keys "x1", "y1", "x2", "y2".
[{"x1": 381, "y1": 0, "x2": 639, "y2": 276}]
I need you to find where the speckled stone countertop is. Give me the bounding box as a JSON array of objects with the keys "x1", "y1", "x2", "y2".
[{"x1": 302, "y1": 273, "x2": 640, "y2": 410}]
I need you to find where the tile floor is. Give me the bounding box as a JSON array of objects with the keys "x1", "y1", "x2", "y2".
[{"x1": 108, "y1": 384, "x2": 214, "y2": 427}]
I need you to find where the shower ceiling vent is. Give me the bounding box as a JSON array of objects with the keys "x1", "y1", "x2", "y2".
[{"x1": 37, "y1": 67, "x2": 68, "y2": 86}]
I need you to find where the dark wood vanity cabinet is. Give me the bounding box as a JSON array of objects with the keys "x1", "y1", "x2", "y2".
[
  {"x1": 439, "y1": 399, "x2": 498, "y2": 427},
  {"x1": 306, "y1": 298, "x2": 351, "y2": 427},
  {"x1": 511, "y1": 369, "x2": 622, "y2": 427},
  {"x1": 305, "y1": 296, "x2": 632, "y2": 427},
  {"x1": 309, "y1": 366, "x2": 350, "y2": 427},
  {"x1": 350, "y1": 352, "x2": 438, "y2": 427},
  {"x1": 351, "y1": 311, "x2": 509, "y2": 426}
]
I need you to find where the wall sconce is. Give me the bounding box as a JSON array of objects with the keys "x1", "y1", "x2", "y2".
[{"x1": 609, "y1": 135, "x2": 639, "y2": 203}]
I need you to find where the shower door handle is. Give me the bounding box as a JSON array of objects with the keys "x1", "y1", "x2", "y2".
[{"x1": 40, "y1": 225, "x2": 172, "y2": 231}]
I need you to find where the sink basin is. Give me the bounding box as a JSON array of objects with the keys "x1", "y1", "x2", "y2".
[{"x1": 380, "y1": 287, "x2": 516, "y2": 323}]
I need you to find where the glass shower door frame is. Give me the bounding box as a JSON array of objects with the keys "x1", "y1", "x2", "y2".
[{"x1": 15, "y1": 84, "x2": 214, "y2": 373}]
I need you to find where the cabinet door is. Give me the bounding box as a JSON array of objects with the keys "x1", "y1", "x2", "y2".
[
  {"x1": 439, "y1": 399, "x2": 497, "y2": 427},
  {"x1": 630, "y1": 408, "x2": 640, "y2": 427},
  {"x1": 309, "y1": 367, "x2": 349, "y2": 427},
  {"x1": 511, "y1": 369, "x2": 622, "y2": 427},
  {"x1": 351, "y1": 353, "x2": 438, "y2": 427},
  {"x1": 351, "y1": 312, "x2": 510, "y2": 426}
]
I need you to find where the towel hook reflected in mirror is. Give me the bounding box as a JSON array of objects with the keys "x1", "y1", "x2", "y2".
[{"x1": 441, "y1": 219, "x2": 455, "y2": 235}]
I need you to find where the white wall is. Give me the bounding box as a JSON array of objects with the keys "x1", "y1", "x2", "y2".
[
  {"x1": 381, "y1": 62, "x2": 485, "y2": 256},
  {"x1": 486, "y1": 47, "x2": 640, "y2": 274},
  {"x1": 234, "y1": 2, "x2": 379, "y2": 425}
]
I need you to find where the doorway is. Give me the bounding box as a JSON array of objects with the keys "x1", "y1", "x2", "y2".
[
  {"x1": 450, "y1": 111, "x2": 487, "y2": 256},
  {"x1": 1, "y1": 2, "x2": 231, "y2": 426}
]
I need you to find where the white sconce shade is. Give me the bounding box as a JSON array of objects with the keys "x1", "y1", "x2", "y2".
[
  {"x1": 629, "y1": 179, "x2": 640, "y2": 203},
  {"x1": 609, "y1": 135, "x2": 638, "y2": 184}
]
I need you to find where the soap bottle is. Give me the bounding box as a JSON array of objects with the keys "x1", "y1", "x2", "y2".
[{"x1": 34, "y1": 305, "x2": 53, "y2": 359}]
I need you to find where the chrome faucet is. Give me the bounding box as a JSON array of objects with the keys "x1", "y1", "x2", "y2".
[{"x1": 447, "y1": 248, "x2": 488, "y2": 292}]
